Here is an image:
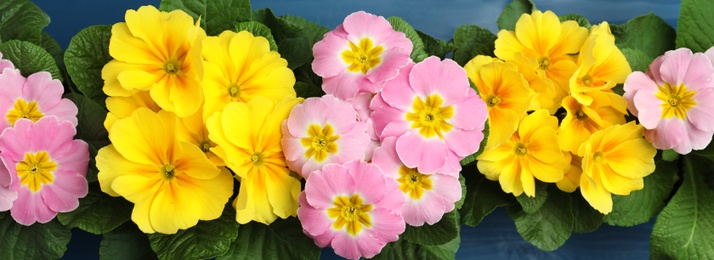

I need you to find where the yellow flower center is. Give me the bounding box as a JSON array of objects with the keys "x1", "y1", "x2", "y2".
[
  {"x1": 655, "y1": 83, "x2": 696, "y2": 119},
  {"x1": 199, "y1": 140, "x2": 211, "y2": 153},
  {"x1": 16, "y1": 151, "x2": 56, "y2": 193},
  {"x1": 342, "y1": 38, "x2": 384, "y2": 74},
  {"x1": 593, "y1": 151, "x2": 604, "y2": 163},
  {"x1": 486, "y1": 95, "x2": 501, "y2": 107},
  {"x1": 250, "y1": 152, "x2": 265, "y2": 165},
  {"x1": 163, "y1": 59, "x2": 181, "y2": 75},
  {"x1": 228, "y1": 83, "x2": 241, "y2": 98},
  {"x1": 397, "y1": 165, "x2": 433, "y2": 200},
  {"x1": 575, "y1": 109, "x2": 587, "y2": 120},
  {"x1": 6, "y1": 99, "x2": 44, "y2": 126},
  {"x1": 300, "y1": 124, "x2": 339, "y2": 162},
  {"x1": 538, "y1": 57, "x2": 550, "y2": 70},
  {"x1": 327, "y1": 194, "x2": 373, "y2": 236},
  {"x1": 514, "y1": 143, "x2": 528, "y2": 156},
  {"x1": 405, "y1": 94, "x2": 454, "y2": 139},
  {"x1": 161, "y1": 164, "x2": 176, "y2": 179}
]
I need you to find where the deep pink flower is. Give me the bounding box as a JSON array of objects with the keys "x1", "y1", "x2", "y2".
[
  {"x1": 297, "y1": 160, "x2": 405, "y2": 260},
  {"x1": 370, "y1": 56, "x2": 488, "y2": 174},
  {"x1": 281, "y1": 95, "x2": 370, "y2": 178},
  {"x1": 312, "y1": 11, "x2": 413, "y2": 101},
  {"x1": 372, "y1": 137, "x2": 461, "y2": 226},
  {"x1": 0, "y1": 116, "x2": 89, "y2": 225},
  {"x1": 624, "y1": 48, "x2": 714, "y2": 154}
]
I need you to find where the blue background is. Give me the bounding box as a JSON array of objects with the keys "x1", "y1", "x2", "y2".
[{"x1": 31, "y1": 0, "x2": 681, "y2": 259}]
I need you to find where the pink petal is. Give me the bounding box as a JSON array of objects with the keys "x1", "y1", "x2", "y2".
[
  {"x1": 11, "y1": 189, "x2": 57, "y2": 225},
  {"x1": 321, "y1": 95, "x2": 360, "y2": 134},
  {"x1": 689, "y1": 88, "x2": 714, "y2": 132},
  {"x1": 380, "y1": 62, "x2": 416, "y2": 109},
  {"x1": 304, "y1": 164, "x2": 356, "y2": 209},
  {"x1": 342, "y1": 11, "x2": 395, "y2": 47},
  {"x1": 684, "y1": 121, "x2": 714, "y2": 152},
  {"x1": 41, "y1": 173, "x2": 88, "y2": 213},
  {"x1": 312, "y1": 32, "x2": 350, "y2": 78},
  {"x1": 371, "y1": 137, "x2": 402, "y2": 179},
  {"x1": 409, "y1": 57, "x2": 470, "y2": 106},
  {"x1": 659, "y1": 48, "x2": 694, "y2": 87},
  {"x1": 444, "y1": 127, "x2": 483, "y2": 158},
  {"x1": 683, "y1": 52, "x2": 714, "y2": 91},
  {"x1": 286, "y1": 98, "x2": 330, "y2": 137},
  {"x1": 299, "y1": 157, "x2": 326, "y2": 180},
  {"x1": 331, "y1": 232, "x2": 363, "y2": 260},
  {"x1": 369, "y1": 96, "x2": 409, "y2": 139},
  {"x1": 623, "y1": 72, "x2": 657, "y2": 117},
  {"x1": 647, "y1": 54, "x2": 667, "y2": 85},
  {"x1": 365, "y1": 48, "x2": 410, "y2": 86},
  {"x1": 0, "y1": 160, "x2": 10, "y2": 187},
  {"x1": 377, "y1": 181, "x2": 406, "y2": 214},
  {"x1": 322, "y1": 71, "x2": 371, "y2": 101},
  {"x1": 403, "y1": 193, "x2": 448, "y2": 226},
  {"x1": 53, "y1": 140, "x2": 90, "y2": 177},
  {"x1": 23, "y1": 72, "x2": 64, "y2": 109},
  {"x1": 28, "y1": 117, "x2": 78, "y2": 156},
  {"x1": 344, "y1": 161, "x2": 388, "y2": 205},
  {"x1": 0, "y1": 185, "x2": 17, "y2": 211},
  {"x1": 646, "y1": 119, "x2": 685, "y2": 150},
  {"x1": 0, "y1": 69, "x2": 25, "y2": 129},
  {"x1": 331, "y1": 123, "x2": 370, "y2": 162},
  {"x1": 437, "y1": 150, "x2": 462, "y2": 177},
  {"x1": 449, "y1": 94, "x2": 487, "y2": 131},
  {"x1": 281, "y1": 134, "x2": 306, "y2": 162},
  {"x1": 0, "y1": 119, "x2": 33, "y2": 162},
  {"x1": 632, "y1": 88, "x2": 663, "y2": 129},
  {"x1": 396, "y1": 131, "x2": 448, "y2": 174},
  {"x1": 41, "y1": 99, "x2": 79, "y2": 127},
  {"x1": 365, "y1": 207, "x2": 405, "y2": 246},
  {"x1": 350, "y1": 92, "x2": 374, "y2": 122},
  {"x1": 297, "y1": 192, "x2": 333, "y2": 238}
]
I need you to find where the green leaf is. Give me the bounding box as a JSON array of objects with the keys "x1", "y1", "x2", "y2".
[
  {"x1": 218, "y1": 217, "x2": 320, "y2": 260},
  {"x1": 294, "y1": 81, "x2": 324, "y2": 98},
  {"x1": 401, "y1": 210, "x2": 459, "y2": 246},
  {"x1": 651, "y1": 156, "x2": 714, "y2": 259},
  {"x1": 676, "y1": 0, "x2": 714, "y2": 52},
  {"x1": 570, "y1": 192, "x2": 603, "y2": 233},
  {"x1": 100, "y1": 223, "x2": 158, "y2": 260},
  {"x1": 40, "y1": 32, "x2": 65, "y2": 72},
  {"x1": 620, "y1": 48, "x2": 654, "y2": 73},
  {"x1": 508, "y1": 186, "x2": 573, "y2": 251},
  {"x1": 417, "y1": 30, "x2": 455, "y2": 59},
  {"x1": 373, "y1": 233, "x2": 460, "y2": 260},
  {"x1": 455, "y1": 173, "x2": 466, "y2": 210},
  {"x1": 515, "y1": 181, "x2": 548, "y2": 214},
  {"x1": 388, "y1": 16, "x2": 428, "y2": 62},
  {"x1": 459, "y1": 164, "x2": 513, "y2": 226},
  {"x1": 235, "y1": 21, "x2": 278, "y2": 52},
  {"x1": 452, "y1": 25, "x2": 497, "y2": 66},
  {"x1": 662, "y1": 149, "x2": 680, "y2": 162},
  {"x1": 0, "y1": 40, "x2": 62, "y2": 81},
  {"x1": 252, "y1": 9, "x2": 328, "y2": 70},
  {"x1": 0, "y1": 219, "x2": 71, "y2": 259},
  {"x1": 605, "y1": 158, "x2": 678, "y2": 226},
  {"x1": 65, "y1": 93, "x2": 110, "y2": 183},
  {"x1": 159, "y1": 0, "x2": 252, "y2": 36},
  {"x1": 293, "y1": 64, "x2": 324, "y2": 97},
  {"x1": 0, "y1": 0, "x2": 50, "y2": 44},
  {"x1": 64, "y1": 25, "x2": 112, "y2": 106},
  {"x1": 149, "y1": 206, "x2": 239, "y2": 260},
  {"x1": 280, "y1": 15, "x2": 329, "y2": 47},
  {"x1": 559, "y1": 14, "x2": 591, "y2": 29},
  {"x1": 496, "y1": 0, "x2": 535, "y2": 31},
  {"x1": 611, "y1": 13, "x2": 676, "y2": 59},
  {"x1": 460, "y1": 120, "x2": 489, "y2": 165},
  {"x1": 57, "y1": 183, "x2": 133, "y2": 235}
]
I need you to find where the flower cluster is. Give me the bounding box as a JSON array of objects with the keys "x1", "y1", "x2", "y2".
[
  {"x1": 96, "y1": 5, "x2": 299, "y2": 234},
  {"x1": 468, "y1": 10, "x2": 656, "y2": 214},
  {"x1": 0, "y1": 53, "x2": 89, "y2": 225},
  {"x1": 294, "y1": 11, "x2": 487, "y2": 259}
]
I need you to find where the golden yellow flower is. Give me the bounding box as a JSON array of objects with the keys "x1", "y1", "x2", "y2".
[
  {"x1": 578, "y1": 122, "x2": 656, "y2": 214},
  {"x1": 96, "y1": 108, "x2": 233, "y2": 234},
  {"x1": 570, "y1": 22, "x2": 632, "y2": 106},
  {"x1": 102, "y1": 5, "x2": 206, "y2": 117},
  {"x1": 508, "y1": 53, "x2": 558, "y2": 113},
  {"x1": 464, "y1": 55, "x2": 532, "y2": 148},
  {"x1": 176, "y1": 106, "x2": 224, "y2": 167},
  {"x1": 477, "y1": 110, "x2": 569, "y2": 197},
  {"x1": 556, "y1": 152, "x2": 582, "y2": 193},
  {"x1": 207, "y1": 96, "x2": 303, "y2": 224},
  {"x1": 104, "y1": 91, "x2": 160, "y2": 132},
  {"x1": 558, "y1": 92, "x2": 627, "y2": 152},
  {"x1": 202, "y1": 30, "x2": 296, "y2": 120}
]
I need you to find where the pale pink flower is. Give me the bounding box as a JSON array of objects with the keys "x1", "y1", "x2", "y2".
[
  {"x1": 348, "y1": 92, "x2": 380, "y2": 161},
  {"x1": 0, "y1": 52, "x2": 15, "y2": 73},
  {"x1": 624, "y1": 48, "x2": 714, "y2": 154},
  {"x1": 0, "y1": 116, "x2": 89, "y2": 225},
  {"x1": 297, "y1": 160, "x2": 405, "y2": 260},
  {"x1": 0, "y1": 68, "x2": 78, "y2": 130},
  {"x1": 372, "y1": 137, "x2": 461, "y2": 226},
  {"x1": 312, "y1": 11, "x2": 412, "y2": 101},
  {"x1": 281, "y1": 95, "x2": 370, "y2": 178},
  {"x1": 370, "y1": 56, "x2": 488, "y2": 174}
]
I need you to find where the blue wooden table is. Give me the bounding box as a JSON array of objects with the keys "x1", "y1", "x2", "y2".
[{"x1": 33, "y1": 0, "x2": 680, "y2": 258}]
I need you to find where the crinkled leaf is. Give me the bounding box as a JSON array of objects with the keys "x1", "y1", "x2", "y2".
[
  {"x1": 507, "y1": 186, "x2": 573, "y2": 251},
  {"x1": 0, "y1": 40, "x2": 62, "y2": 81},
  {"x1": 253, "y1": 9, "x2": 328, "y2": 69},
  {"x1": 65, "y1": 93, "x2": 110, "y2": 183},
  {"x1": 388, "y1": 16, "x2": 428, "y2": 62},
  {"x1": 64, "y1": 25, "x2": 112, "y2": 106},
  {"x1": 453, "y1": 25, "x2": 497, "y2": 66},
  {"x1": 651, "y1": 156, "x2": 714, "y2": 259},
  {"x1": 676, "y1": 0, "x2": 714, "y2": 52},
  {"x1": 496, "y1": 0, "x2": 535, "y2": 31},
  {"x1": 57, "y1": 183, "x2": 133, "y2": 235},
  {"x1": 605, "y1": 158, "x2": 678, "y2": 227},
  {"x1": 235, "y1": 21, "x2": 278, "y2": 52},
  {"x1": 294, "y1": 81, "x2": 324, "y2": 98},
  {"x1": 620, "y1": 48, "x2": 654, "y2": 73},
  {"x1": 460, "y1": 120, "x2": 489, "y2": 165},
  {"x1": 515, "y1": 181, "x2": 548, "y2": 214},
  {"x1": 40, "y1": 32, "x2": 65, "y2": 72},
  {"x1": 570, "y1": 192, "x2": 603, "y2": 233},
  {"x1": 459, "y1": 164, "x2": 513, "y2": 226},
  {"x1": 100, "y1": 222, "x2": 158, "y2": 260},
  {"x1": 372, "y1": 233, "x2": 460, "y2": 260},
  {"x1": 148, "y1": 206, "x2": 240, "y2": 260},
  {"x1": 293, "y1": 64, "x2": 324, "y2": 97},
  {"x1": 417, "y1": 30, "x2": 455, "y2": 59},
  {"x1": 559, "y1": 14, "x2": 591, "y2": 29},
  {"x1": 0, "y1": 218, "x2": 71, "y2": 259},
  {"x1": 611, "y1": 13, "x2": 676, "y2": 58},
  {"x1": 402, "y1": 210, "x2": 459, "y2": 246},
  {"x1": 218, "y1": 217, "x2": 319, "y2": 260},
  {"x1": 455, "y1": 173, "x2": 466, "y2": 210},
  {"x1": 0, "y1": 0, "x2": 50, "y2": 44},
  {"x1": 159, "y1": 0, "x2": 252, "y2": 36}
]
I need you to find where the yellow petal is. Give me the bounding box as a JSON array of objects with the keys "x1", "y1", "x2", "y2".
[
  {"x1": 579, "y1": 171, "x2": 612, "y2": 214},
  {"x1": 109, "y1": 108, "x2": 174, "y2": 166},
  {"x1": 96, "y1": 145, "x2": 155, "y2": 197}
]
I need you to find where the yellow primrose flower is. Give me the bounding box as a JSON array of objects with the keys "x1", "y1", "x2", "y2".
[
  {"x1": 569, "y1": 22, "x2": 632, "y2": 106},
  {"x1": 494, "y1": 10, "x2": 588, "y2": 108},
  {"x1": 96, "y1": 108, "x2": 233, "y2": 234},
  {"x1": 104, "y1": 91, "x2": 160, "y2": 132},
  {"x1": 464, "y1": 55, "x2": 532, "y2": 148},
  {"x1": 176, "y1": 106, "x2": 224, "y2": 167},
  {"x1": 508, "y1": 53, "x2": 558, "y2": 113},
  {"x1": 207, "y1": 96, "x2": 303, "y2": 225},
  {"x1": 578, "y1": 122, "x2": 656, "y2": 214},
  {"x1": 556, "y1": 152, "x2": 582, "y2": 193},
  {"x1": 202, "y1": 30, "x2": 296, "y2": 120},
  {"x1": 477, "y1": 110, "x2": 569, "y2": 197},
  {"x1": 559, "y1": 92, "x2": 627, "y2": 152},
  {"x1": 102, "y1": 5, "x2": 206, "y2": 117}
]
